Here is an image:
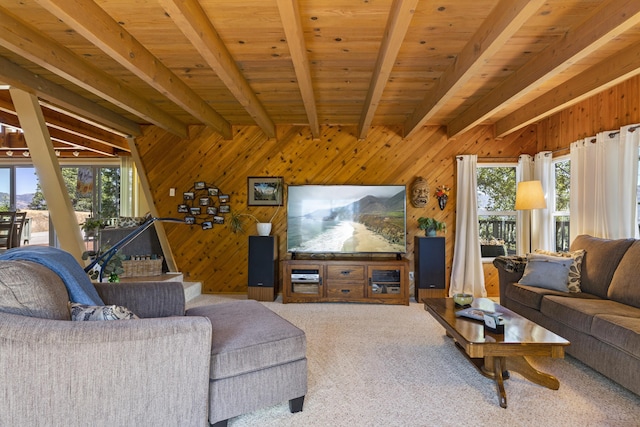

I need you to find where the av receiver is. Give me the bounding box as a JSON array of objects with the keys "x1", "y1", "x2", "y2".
[{"x1": 291, "y1": 269, "x2": 320, "y2": 283}]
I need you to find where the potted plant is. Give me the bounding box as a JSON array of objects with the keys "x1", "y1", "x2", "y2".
[
  {"x1": 229, "y1": 206, "x2": 280, "y2": 235},
  {"x1": 80, "y1": 216, "x2": 105, "y2": 238},
  {"x1": 417, "y1": 217, "x2": 446, "y2": 237},
  {"x1": 82, "y1": 245, "x2": 125, "y2": 282}
]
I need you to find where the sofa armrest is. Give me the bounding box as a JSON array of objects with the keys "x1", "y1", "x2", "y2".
[
  {"x1": 493, "y1": 255, "x2": 527, "y2": 305},
  {"x1": 0, "y1": 312, "x2": 211, "y2": 427},
  {"x1": 94, "y1": 281, "x2": 185, "y2": 318}
]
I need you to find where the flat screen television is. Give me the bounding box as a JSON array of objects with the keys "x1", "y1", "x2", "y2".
[{"x1": 287, "y1": 185, "x2": 406, "y2": 254}]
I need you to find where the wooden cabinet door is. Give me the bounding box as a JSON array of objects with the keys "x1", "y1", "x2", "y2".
[
  {"x1": 283, "y1": 262, "x2": 324, "y2": 303},
  {"x1": 366, "y1": 264, "x2": 406, "y2": 303}
]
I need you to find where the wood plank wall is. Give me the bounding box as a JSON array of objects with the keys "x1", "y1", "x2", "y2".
[
  {"x1": 133, "y1": 123, "x2": 536, "y2": 296},
  {"x1": 537, "y1": 75, "x2": 640, "y2": 153}
]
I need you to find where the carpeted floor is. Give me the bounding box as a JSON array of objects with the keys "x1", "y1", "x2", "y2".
[{"x1": 187, "y1": 295, "x2": 640, "y2": 427}]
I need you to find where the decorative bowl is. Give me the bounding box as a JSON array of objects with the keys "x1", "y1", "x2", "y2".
[{"x1": 453, "y1": 293, "x2": 473, "y2": 306}]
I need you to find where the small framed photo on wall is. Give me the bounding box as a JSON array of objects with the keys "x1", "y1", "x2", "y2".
[{"x1": 247, "y1": 176, "x2": 283, "y2": 206}]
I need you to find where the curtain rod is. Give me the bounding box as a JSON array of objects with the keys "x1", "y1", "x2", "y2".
[
  {"x1": 594, "y1": 124, "x2": 640, "y2": 141},
  {"x1": 476, "y1": 151, "x2": 565, "y2": 161},
  {"x1": 473, "y1": 124, "x2": 640, "y2": 160}
]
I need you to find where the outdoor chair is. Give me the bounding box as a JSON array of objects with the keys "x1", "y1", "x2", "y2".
[
  {"x1": 0, "y1": 212, "x2": 16, "y2": 250},
  {"x1": 12, "y1": 212, "x2": 26, "y2": 248}
]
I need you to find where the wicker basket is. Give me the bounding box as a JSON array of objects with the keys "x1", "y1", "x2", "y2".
[{"x1": 120, "y1": 257, "x2": 163, "y2": 278}]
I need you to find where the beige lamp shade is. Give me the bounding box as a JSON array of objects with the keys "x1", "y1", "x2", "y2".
[{"x1": 515, "y1": 180, "x2": 547, "y2": 210}]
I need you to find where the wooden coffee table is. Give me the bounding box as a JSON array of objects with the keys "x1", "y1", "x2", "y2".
[{"x1": 423, "y1": 297, "x2": 570, "y2": 408}]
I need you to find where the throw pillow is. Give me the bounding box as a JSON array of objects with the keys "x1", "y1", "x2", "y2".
[
  {"x1": 69, "y1": 303, "x2": 139, "y2": 321},
  {"x1": 534, "y1": 249, "x2": 585, "y2": 293},
  {"x1": 518, "y1": 253, "x2": 573, "y2": 292}
]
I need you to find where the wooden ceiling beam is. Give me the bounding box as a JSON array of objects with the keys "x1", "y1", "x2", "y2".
[
  {"x1": 496, "y1": 41, "x2": 640, "y2": 137},
  {"x1": 35, "y1": 0, "x2": 232, "y2": 139},
  {"x1": 161, "y1": 0, "x2": 275, "y2": 138},
  {"x1": 0, "y1": 90, "x2": 128, "y2": 151},
  {"x1": 40, "y1": 107, "x2": 128, "y2": 151},
  {"x1": 50, "y1": 134, "x2": 118, "y2": 157},
  {"x1": 0, "y1": 109, "x2": 117, "y2": 156},
  {"x1": 404, "y1": 0, "x2": 543, "y2": 138},
  {"x1": 447, "y1": 0, "x2": 640, "y2": 138},
  {"x1": 276, "y1": 0, "x2": 319, "y2": 139},
  {"x1": 357, "y1": 0, "x2": 419, "y2": 140},
  {"x1": 0, "y1": 7, "x2": 187, "y2": 138},
  {"x1": 0, "y1": 56, "x2": 140, "y2": 137}
]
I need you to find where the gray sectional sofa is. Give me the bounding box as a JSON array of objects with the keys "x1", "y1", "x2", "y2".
[
  {"x1": 0, "y1": 247, "x2": 307, "y2": 427},
  {"x1": 493, "y1": 234, "x2": 640, "y2": 396}
]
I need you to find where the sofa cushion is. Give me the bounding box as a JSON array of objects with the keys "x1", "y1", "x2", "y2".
[
  {"x1": 534, "y1": 249, "x2": 585, "y2": 292},
  {"x1": 591, "y1": 314, "x2": 640, "y2": 356},
  {"x1": 0, "y1": 260, "x2": 71, "y2": 320},
  {"x1": 69, "y1": 303, "x2": 139, "y2": 321},
  {"x1": 607, "y1": 240, "x2": 640, "y2": 309},
  {"x1": 569, "y1": 235, "x2": 635, "y2": 298},
  {"x1": 541, "y1": 295, "x2": 640, "y2": 335},
  {"x1": 186, "y1": 300, "x2": 306, "y2": 380},
  {"x1": 518, "y1": 253, "x2": 572, "y2": 291},
  {"x1": 505, "y1": 283, "x2": 598, "y2": 311}
]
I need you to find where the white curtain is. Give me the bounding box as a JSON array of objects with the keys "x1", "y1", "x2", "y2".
[
  {"x1": 533, "y1": 151, "x2": 554, "y2": 251},
  {"x1": 620, "y1": 125, "x2": 640, "y2": 239},
  {"x1": 119, "y1": 156, "x2": 140, "y2": 217},
  {"x1": 450, "y1": 155, "x2": 486, "y2": 297},
  {"x1": 570, "y1": 126, "x2": 640, "y2": 240},
  {"x1": 516, "y1": 155, "x2": 534, "y2": 255}
]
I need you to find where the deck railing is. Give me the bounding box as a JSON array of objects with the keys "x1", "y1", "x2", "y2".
[{"x1": 479, "y1": 217, "x2": 570, "y2": 255}]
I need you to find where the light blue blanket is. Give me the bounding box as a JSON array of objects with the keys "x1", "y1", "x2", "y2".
[{"x1": 0, "y1": 246, "x2": 104, "y2": 305}]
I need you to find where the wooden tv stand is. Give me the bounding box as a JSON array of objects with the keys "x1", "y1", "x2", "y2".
[{"x1": 282, "y1": 258, "x2": 409, "y2": 305}]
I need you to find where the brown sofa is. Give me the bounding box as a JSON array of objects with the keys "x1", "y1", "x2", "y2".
[{"x1": 493, "y1": 234, "x2": 640, "y2": 396}]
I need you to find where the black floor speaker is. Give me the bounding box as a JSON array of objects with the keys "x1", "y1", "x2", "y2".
[
  {"x1": 248, "y1": 236, "x2": 278, "y2": 301},
  {"x1": 414, "y1": 236, "x2": 445, "y2": 291}
]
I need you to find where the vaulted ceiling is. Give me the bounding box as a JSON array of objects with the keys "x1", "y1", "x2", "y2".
[{"x1": 1, "y1": 0, "x2": 640, "y2": 158}]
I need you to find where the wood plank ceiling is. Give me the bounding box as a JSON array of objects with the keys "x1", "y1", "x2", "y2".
[{"x1": 1, "y1": 0, "x2": 640, "y2": 157}]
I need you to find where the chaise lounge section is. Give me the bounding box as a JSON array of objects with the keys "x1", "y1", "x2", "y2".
[
  {"x1": 187, "y1": 301, "x2": 307, "y2": 426},
  {"x1": 493, "y1": 235, "x2": 640, "y2": 396}
]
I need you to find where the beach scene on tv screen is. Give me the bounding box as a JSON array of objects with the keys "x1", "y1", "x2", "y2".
[{"x1": 287, "y1": 186, "x2": 406, "y2": 253}]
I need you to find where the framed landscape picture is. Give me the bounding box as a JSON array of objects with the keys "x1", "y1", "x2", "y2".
[{"x1": 248, "y1": 176, "x2": 283, "y2": 206}]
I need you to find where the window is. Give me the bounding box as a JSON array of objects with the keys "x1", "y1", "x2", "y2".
[
  {"x1": 59, "y1": 165, "x2": 121, "y2": 227},
  {"x1": 0, "y1": 167, "x2": 10, "y2": 211},
  {"x1": 477, "y1": 164, "x2": 517, "y2": 256},
  {"x1": 0, "y1": 163, "x2": 120, "y2": 247},
  {"x1": 552, "y1": 158, "x2": 570, "y2": 252}
]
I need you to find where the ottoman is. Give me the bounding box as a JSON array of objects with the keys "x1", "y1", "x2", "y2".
[{"x1": 186, "y1": 300, "x2": 307, "y2": 426}]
